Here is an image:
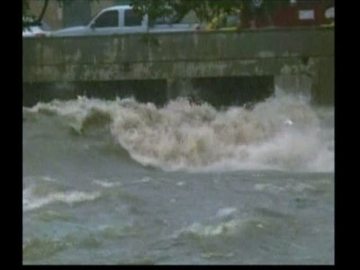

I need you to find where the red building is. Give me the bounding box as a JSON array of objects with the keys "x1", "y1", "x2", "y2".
[
  {"x1": 242, "y1": 0, "x2": 334, "y2": 29},
  {"x1": 272, "y1": 0, "x2": 334, "y2": 27}
]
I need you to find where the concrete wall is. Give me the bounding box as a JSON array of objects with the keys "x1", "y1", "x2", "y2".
[{"x1": 23, "y1": 27, "x2": 334, "y2": 104}]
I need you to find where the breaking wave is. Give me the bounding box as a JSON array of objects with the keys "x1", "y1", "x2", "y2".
[
  {"x1": 171, "y1": 206, "x2": 278, "y2": 241},
  {"x1": 23, "y1": 186, "x2": 101, "y2": 212},
  {"x1": 23, "y1": 93, "x2": 334, "y2": 172}
]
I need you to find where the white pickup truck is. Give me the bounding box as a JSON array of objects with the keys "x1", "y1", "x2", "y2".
[{"x1": 51, "y1": 5, "x2": 200, "y2": 37}]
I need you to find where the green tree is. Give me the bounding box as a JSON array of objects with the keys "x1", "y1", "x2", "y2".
[
  {"x1": 23, "y1": 0, "x2": 98, "y2": 27},
  {"x1": 130, "y1": 0, "x2": 291, "y2": 29},
  {"x1": 23, "y1": 0, "x2": 50, "y2": 23}
]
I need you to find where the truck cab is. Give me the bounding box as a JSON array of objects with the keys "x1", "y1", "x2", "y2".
[{"x1": 88, "y1": 5, "x2": 148, "y2": 35}]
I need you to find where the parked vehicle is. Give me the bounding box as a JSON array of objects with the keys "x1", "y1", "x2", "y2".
[
  {"x1": 50, "y1": 5, "x2": 200, "y2": 37},
  {"x1": 23, "y1": 20, "x2": 50, "y2": 38}
]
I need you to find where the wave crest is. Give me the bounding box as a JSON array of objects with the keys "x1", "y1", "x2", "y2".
[
  {"x1": 24, "y1": 94, "x2": 334, "y2": 172},
  {"x1": 23, "y1": 187, "x2": 101, "y2": 212}
]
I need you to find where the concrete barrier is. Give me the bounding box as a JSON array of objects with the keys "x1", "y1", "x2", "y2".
[{"x1": 23, "y1": 27, "x2": 334, "y2": 104}]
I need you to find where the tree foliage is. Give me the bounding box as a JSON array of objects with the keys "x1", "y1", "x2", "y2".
[
  {"x1": 23, "y1": 0, "x2": 56, "y2": 25},
  {"x1": 130, "y1": 0, "x2": 291, "y2": 27},
  {"x1": 23, "y1": 0, "x2": 100, "y2": 27},
  {"x1": 130, "y1": 0, "x2": 244, "y2": 24}
]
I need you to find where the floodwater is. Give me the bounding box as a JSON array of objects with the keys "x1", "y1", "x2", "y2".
[{"x1": 23, "y1": 90, "x2": 334, "y2": 264}]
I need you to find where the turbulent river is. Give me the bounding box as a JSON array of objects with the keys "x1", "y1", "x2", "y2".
[{"x1": 23, "y1": 91, "x2": 334, "y2": 264}]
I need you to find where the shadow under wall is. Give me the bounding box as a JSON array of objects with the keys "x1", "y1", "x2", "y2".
[
  {"x1": 190, "y1": 76, "x2": 274, "y2": 107},
  {"x1": 23, "y1": 76, "x2": 274, "y2": 108},
  {"x1": 23, "y1": 80, "x2": 168, "y2": 107}
]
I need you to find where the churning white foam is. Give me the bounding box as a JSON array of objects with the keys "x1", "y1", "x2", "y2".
[
  {"x1": 110, "y1": 94, "x2": 333, "y2": 172},
  {"x1": 173, "y1": 209, "x2": 265, "y2": 239},
  {"x1": 23, "y1": 187, "x2": 101, "y2": 211},
  {"x1": 24, "y1": 93, "x2": 334, "y2": 172},
  {"x1": 92, "y1": 179, "x2": 122, "y2": 188},
  {"x1": 177, "y1": 219, "x2": 243, "y2": 237}
]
